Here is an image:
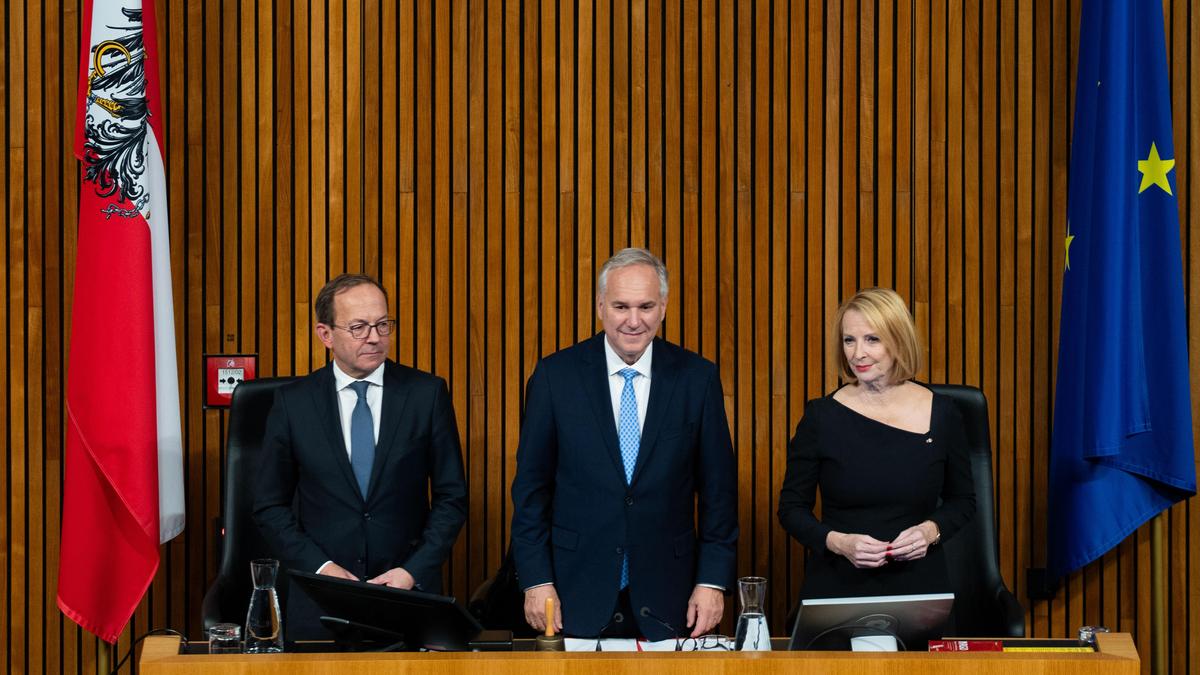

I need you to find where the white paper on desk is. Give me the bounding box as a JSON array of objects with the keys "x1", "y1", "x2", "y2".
[
  {"x1": 564, "y1": 638, "x2": 683, "y2": 652},
  {"x1": 565, "y1": 638, "x2": 639, "y2": 651},
  {"x1": 637, "y1": 639, "x2": 685, "y2": 652}
]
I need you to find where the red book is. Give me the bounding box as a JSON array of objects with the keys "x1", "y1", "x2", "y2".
[{"x1": 928, "y1": 640, "x2": 1005, "y2": 652}]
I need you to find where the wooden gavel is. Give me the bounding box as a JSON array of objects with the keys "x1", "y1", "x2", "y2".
[{"x1": 534, "y1": 596, "x2": 564, "y2": 651}]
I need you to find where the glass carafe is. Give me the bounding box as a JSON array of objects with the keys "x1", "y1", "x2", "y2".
[
  {"x1": 734, "y1": 576, "x2": 771, "y2": 650},
  {"x1": 244, "y1": 558, "x2": 284, "y2": 653}
]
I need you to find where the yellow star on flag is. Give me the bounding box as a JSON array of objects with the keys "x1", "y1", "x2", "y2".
[
  {"x1": 1064, "y1": 223, "x2": 1075, "y2": 271},
  {"x1": 1137, "y1": 142, "x2": 1174, "y2": 195}
]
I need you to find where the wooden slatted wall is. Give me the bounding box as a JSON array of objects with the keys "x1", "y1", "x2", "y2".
[{"x1": 2, "y1": 1, "x2": 1198, "y2": 673}]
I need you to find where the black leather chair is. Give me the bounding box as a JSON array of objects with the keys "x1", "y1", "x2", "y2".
[
  {"x1": 929, "y1": 384, "x2": 1025, "y2": 637},
  {"x1": 468, "y1": 549, "x2": 538, "y2": 638},
  {"x1": 201, "y1": 376, "x2": 299, "y2": 630},
  {"x1": 783, "y1": 384, "x2": 1025, "y2": 639}
]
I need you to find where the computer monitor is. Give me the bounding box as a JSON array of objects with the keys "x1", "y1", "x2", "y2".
[
  {"x1": 789, "y1": 592, "x2": 954, "y2": 651},
  {"x1": 289, "y1": 570, "x2": 484, "y2": 651}
]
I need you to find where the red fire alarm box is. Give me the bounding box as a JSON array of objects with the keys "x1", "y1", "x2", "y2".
[{"x1": 204, "y1": 354, "x2": 257, "y2": 408}]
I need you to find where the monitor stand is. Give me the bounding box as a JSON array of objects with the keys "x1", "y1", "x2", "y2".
[
  {"x1": 319, "y1": 615, "x2": 410, "y2": 652},
  {"x1": 849, "y1": 613, "x2": 900, "y2": 651},
  {"x1": 850, "y1": 634, "x2": 899, "y2": 651}
]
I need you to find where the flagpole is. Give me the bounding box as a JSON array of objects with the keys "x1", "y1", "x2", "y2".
[
  {"x1": 97, "y1": 638, "x2": 109, "y2": 675},
  {"x1": 1151, "y1": 513, "x2": 1166, "y2": 674}
]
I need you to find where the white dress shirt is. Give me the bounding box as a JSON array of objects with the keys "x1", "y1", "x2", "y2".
[
  {"x1": 331, "y1": 360, "x2": 385, "y2": 456},
  {"x1": 604, "y1": 337, "x2": 652, "y2": 431}
]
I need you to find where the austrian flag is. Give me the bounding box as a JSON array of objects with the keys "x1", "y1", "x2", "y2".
[{"x1": 57, "y1": 0, "x2": 185, "y2": 643}]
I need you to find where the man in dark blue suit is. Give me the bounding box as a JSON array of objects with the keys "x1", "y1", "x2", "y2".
[
  {"x1": 511, "y1": 249, "x2": 738, "y2": 641},
  {"x1": 254, "y1": 274, "x2": 468, "y2": 639}
]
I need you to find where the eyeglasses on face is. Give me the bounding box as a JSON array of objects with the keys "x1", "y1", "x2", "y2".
[{"x1": 332, "y1": 319, "x2": 397, "y2": 339}]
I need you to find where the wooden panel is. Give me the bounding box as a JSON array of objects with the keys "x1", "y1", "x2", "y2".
[
  {"x1": 576, "y1": 0, "x2": 595, "y2": 338},
  {"x1": 557, "y1": 0, "x2": 575, "y2": 350},
  {"x1": 7, "y1": 1, "x2": 26, "y2": 673},
  {"x1": 699, "y1": 0, "x2": 717, "y2": 363},
  {"x1": 466, "y1": 0, "x2": 487, "y2": 590},
  {"x1": 43, "y1": 0, "x2": 65, "y2": 670},
  {"x1": 540, "y1": 0, "x2": 557, "y2": 353},
  {"x1": 3, "y1": 2, "x2": 1199, "y2": 674},
  {"x1": 613, "y1": 0, "x2": 630, "y2": 247}
]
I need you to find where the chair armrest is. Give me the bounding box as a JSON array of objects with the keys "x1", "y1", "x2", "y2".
[
  {"x1": 468, "y1": 574, "x2": 496, "y2": 619},
  {"x1": 992, "y1": 585, "x2": 1026, "y2": 637}
]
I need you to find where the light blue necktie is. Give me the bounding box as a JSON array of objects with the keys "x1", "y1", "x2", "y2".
[
  {"x1": 617, "y1": 367, "x2": 641, "y2": 589},
  {"x1": 348, "y1": 380, "x2": 375, "y2": 497}
]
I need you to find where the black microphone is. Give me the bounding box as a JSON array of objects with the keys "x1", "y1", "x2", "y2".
[
  {"x1": 593, "y1": 611, "x2": 625, "y2": 651},
  {"x1": 639, "y1": 607, "x2": 682, "y2": 651}
]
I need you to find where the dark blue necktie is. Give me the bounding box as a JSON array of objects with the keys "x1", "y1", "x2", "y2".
[{"x1": 348, "y1": 380, "x2": 375, "y2": 497}]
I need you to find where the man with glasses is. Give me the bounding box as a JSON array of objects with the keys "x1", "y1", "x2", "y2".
[{"x1": 254, "y1": 273, "x2": 468, "y2": 639}]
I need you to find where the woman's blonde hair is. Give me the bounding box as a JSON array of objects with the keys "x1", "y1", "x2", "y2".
[{"x1": 831, "y1": 287, "x2": 922, "y2": 383}]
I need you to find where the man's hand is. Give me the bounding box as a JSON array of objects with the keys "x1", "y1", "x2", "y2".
[
  {"x1": 317, "y1": 562, "x2": 359, "y2": 581},
  {"x1": 523, "y1": 584, "x2": 563, "y2": 633},
  {"x1": 368, "y1": 567, "x2": 416, "y2": 589},
  {"x1": 826, "y1": 531, "x2": 890, "y2": 568},
  {"x1": 685, "y1": 586, "x2": 724, "y2": 637}
]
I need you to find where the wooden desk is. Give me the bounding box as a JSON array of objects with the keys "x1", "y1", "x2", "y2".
[{"x1": 138, "y1": 632, "x2": 1138, "y2": 675}]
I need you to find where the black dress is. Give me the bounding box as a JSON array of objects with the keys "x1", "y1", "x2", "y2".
[{"x1": 778, "y1": 385, "x2": 975, "y2": 600}]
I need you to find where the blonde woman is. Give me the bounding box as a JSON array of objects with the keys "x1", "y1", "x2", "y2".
[{"x1": 778, "y1": 288, "x2": 975, "y2": 605}]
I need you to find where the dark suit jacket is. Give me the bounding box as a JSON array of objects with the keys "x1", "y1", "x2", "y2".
[
  {"x1": 253, "y1": 360, "x2": 468, "y2": 639},
  {"x1": 510, "y1": 334, "x2": 738, "y2": 640}
]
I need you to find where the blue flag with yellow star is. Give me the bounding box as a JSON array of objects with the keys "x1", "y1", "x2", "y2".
[{"x1": 1048, "y1": 0, "x2": 1197, "y2": 579}]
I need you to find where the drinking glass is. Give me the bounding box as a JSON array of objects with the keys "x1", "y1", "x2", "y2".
[{"x1": 207, "y1": 623, "x2": 241, "y2": 654}]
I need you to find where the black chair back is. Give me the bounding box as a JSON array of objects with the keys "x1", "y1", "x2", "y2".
[
  {"x1": 928, "y1": 384, "x2": 1025, "y2": 637},
  {"x1": 468, "y1": 549, "x2": 539, "y2": 638},
  {"x1": 201, "y1": 376, "x2": 299, "y2": 629}
]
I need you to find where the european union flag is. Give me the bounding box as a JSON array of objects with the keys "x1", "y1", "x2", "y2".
[{"x1": 1048, "y1": 0, "x2": 1197, "y2": 579}]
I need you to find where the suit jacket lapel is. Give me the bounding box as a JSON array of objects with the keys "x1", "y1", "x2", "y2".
[
  {"x1": 369, "y1": 361, "x2": 411, "y2": 499},
  {"x1": 631, "y1": 338, "x2": 679, "y2": 487},
  {"x1": 310, "y1": 363, "x2": 364, "y2": 501},
  {"x1": 579, "y1": 334, "x2": 626, "y2": 479}
]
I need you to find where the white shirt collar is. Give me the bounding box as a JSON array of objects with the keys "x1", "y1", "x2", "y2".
[
  {"x1": 603, "y1": 336, "x2": 653, "y2": 380},
  {"x1": 332, "y1": 360, "x2": 386, "y2": 390}
]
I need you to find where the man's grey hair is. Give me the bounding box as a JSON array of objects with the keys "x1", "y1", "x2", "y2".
[{"x1": 596, "y1": 248, "x2": 669, "y2": 299}]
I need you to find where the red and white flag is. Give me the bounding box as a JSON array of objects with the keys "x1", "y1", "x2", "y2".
[{"x1": 58, "y1": 0, "x2": 185, "y2": 643}]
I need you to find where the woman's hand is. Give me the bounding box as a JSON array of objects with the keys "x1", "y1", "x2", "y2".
[
  {"x1": 888, "y1": 520, "x2": 940, "y2": 561},
  {"x1": 826, "y1": 531, "x2": 891, "y2": 568}
]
